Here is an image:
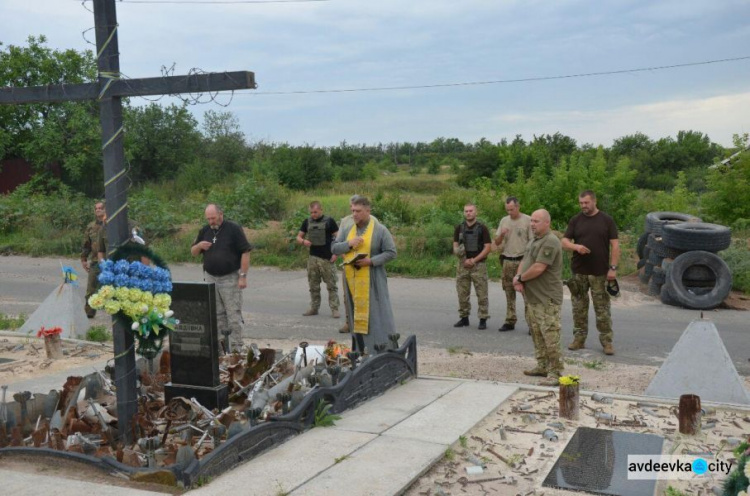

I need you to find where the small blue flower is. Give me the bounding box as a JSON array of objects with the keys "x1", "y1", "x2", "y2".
[
  {"x1": 140, "y1": 278, "x2": 154, "y2": 292},
  {"x1": 114, "y1": 273, "x2": 130, "y2": 287},
  {"x1": 128, "y1": 261, "x2": 144, "y2": 277},
  {"x1": 114, "y1": 260, "x2": 130, "y2": 274},
  {"x1": 99, "y1": 260, "x2": 114, "y2": 273},
  {"x1": 98, "y1": 271, "x2": 114, "y2": 285},
  {"x1": 164, "y1": 280, "x2": 173, "y2": 293}
]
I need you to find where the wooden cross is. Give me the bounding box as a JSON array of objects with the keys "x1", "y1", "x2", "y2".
[{"x1": 0, "y1": 0, "x2": 256, "y2": 443}]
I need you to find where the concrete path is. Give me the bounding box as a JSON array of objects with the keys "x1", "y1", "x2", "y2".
[{"x1": 0, "y1": 377, "x2": 516, "y2": 496}]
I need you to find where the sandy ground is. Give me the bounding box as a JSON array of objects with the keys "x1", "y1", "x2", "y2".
[{"x1": 1, "y1": 335, "x2": 749, "y2": 495}]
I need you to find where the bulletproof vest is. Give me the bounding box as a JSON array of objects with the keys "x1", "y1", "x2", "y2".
[
  {"x1": 461, "y1": 222, "x2": 484, "y2": 253},
  {"x1": 307, "y1": 216, "x2": 328, "y2": 246}
]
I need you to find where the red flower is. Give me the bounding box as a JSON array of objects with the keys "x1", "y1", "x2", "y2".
[{"x1": 37, "y1": 326, "x2": 63, "y2": 338}]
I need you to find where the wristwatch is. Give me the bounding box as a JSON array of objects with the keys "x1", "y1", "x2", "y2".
[
  {"x1": 239, "y1": 272, "x2": 247, "y2": 278},
  {"x1": 609, "y1": 265, "x2": 618, "y2": 271},
  {"x1": 515, "y1": 274, "x2": 523, "y2": 283}
]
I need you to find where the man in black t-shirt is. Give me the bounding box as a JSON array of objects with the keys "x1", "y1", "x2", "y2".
[
  {"x1": 452, "y1": 204, "x2": 492, "y2": 330},
  {"x1": 296, "y1": 201, "x2": 340, "y2": 317},
  {"x1": 191, "y1": 204, "x2": 253, "y2": 352},
  {"x1": 562, "y1": 190, "x2": 620, "y2": 356}
]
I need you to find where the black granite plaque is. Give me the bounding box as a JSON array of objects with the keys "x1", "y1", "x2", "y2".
[
  {"x1": 165, "y1": 282, "x2": 228, "y2": 409},
  {"x1": 542, "y1": 427, "x2": 663, "y2": 496}
]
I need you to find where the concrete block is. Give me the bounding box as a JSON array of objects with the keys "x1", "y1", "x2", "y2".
[
  {"x1": 645, "y1": 320, "x2": 750, "y2": 405},
  {"x1": 383, "y1": 382, "x2": 517, "y2": 444},
  {"x1": 292, "y1": 436, "x2": 446, "y2": 496},
  {"x1": 335, "y1": 377, "x2": 461, "y2": 434}
]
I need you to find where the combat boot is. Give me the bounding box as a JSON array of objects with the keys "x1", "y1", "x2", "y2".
[
  {"x1": 478, "y1": 318, "x2": 487, "y2": 330},
  {"x1": 453, "y1": 317, "x2": 469, "y2": 327},
  {"x1": 602, "y1": 343, "x2": 615, "y2": 355},
  {"x1": 523, "y1": 367, "x2": 547, "y2": 377},
  {"x1": 332, "y1": 309, "x2": 340, "y2": 318},
  {"x1": 567, "y1": 337, "x2": 586, "y2": 350},
  {"x1": 539, "y1": 372, "x2": 562, "y2": 387},
  {"x1": 303, "y1": 309, "x2": 319, "y2": 316}
]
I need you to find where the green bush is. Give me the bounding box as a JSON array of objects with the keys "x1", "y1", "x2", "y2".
[
  {"x1": 721, "y1": 241, "x2": 750, "y2": 293},
  {"x1": 85, "y1": 325, "x2": 111, "y2": 342},
  {"x1": 208, "y1": 174, "x2": 288, "y2": 227}
]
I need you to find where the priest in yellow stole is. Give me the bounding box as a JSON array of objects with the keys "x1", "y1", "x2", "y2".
[{"x1": 332, "y1": 196, "x2": 397, "y2": 354}]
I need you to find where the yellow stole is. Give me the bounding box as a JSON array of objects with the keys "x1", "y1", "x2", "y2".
[{"x1": 344, "y1": 219, "x2": 374, "y2": 334}]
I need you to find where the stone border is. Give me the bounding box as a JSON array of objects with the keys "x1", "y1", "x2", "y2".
[{"x1": 0, "y1": 335, "x2": 418, "y2": 487}]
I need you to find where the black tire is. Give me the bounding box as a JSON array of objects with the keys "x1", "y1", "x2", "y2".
[
  {"x1": 660, "y1": 283, "x2": 679, "y2": 306},
  {"x1": 639, "y1": 266, "x2": 651, "y2": 284},
  {"x1": 643, "y1": 261, "x2": 654, "y2": 278},
  {"x1": 645, "y1": 212, "x2": 702, "y2": 236},
  {"x1": 637, "y1": 258, "x2": 646, "y2": 269},
  {"x1": 648, "y1": 277, "x2": 662, "y2": 296},
  {"x1": 648, "y1": 250, "x2": 664, "y2": 268},
  {"x1": 647, "y1": 234, "x2": 686, "y2": 259},
  {"x1": 666, "y1": 251, "x2": 732, "y2": 309},
  {"x1": 652, "y1": 266, "x2": 666, "y2": 285},
  {"x1": 663, "y1": 258, "x2": 715, "y2": 287},
  {"x1": 636, "y1": 233, "x2": 649, "y2": 260},
  {"x1": 661, "y1": 222, "x2": 732, "y2": 252}
]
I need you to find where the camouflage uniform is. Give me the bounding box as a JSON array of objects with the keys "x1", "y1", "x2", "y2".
[
  {"x1": 501, "y1": 260, "x2": 522, "y2": 325},
  {"x1": 204, "y1": 272, "x2": 245, "y2": 350},
  {"x1": 81, "y1": 219, "x2": 105, "y2": 318},
  {"x1": 569, "y1": 274, "x2": 612, "y2": 345},
  {"x1": 307, "y1": 255, "x2": 339, "y2": 312},
  {"x1": 456, "y1": 262, "x2": 489, "y2": 319},
  {"x1": 526, "y1": 302, "x2": 563, "y2": 375},
  {"x1": 520, "y1": 231, "x2": 564, "y2": 375}
]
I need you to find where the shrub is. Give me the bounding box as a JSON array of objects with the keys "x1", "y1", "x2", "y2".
[{"x1": 208, "y1": 174, "x2": 288, "y2": 227}]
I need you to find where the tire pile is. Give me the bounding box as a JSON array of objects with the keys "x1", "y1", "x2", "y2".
[{"x1": 637, "y1": 212, "x2": 733, "y2": 310}]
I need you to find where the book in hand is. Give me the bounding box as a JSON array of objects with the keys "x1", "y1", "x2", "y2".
[{"x1": 343, "y1": 253, "x2": 368, "y2": 268}]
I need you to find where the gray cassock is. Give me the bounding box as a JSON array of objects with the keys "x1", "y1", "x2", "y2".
[{"x1": 331, "y1": 219, "x2": 397, "y2": 354}]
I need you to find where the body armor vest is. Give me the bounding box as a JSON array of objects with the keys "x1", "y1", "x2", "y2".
[
  {"x1": 461, "y1": 222, "x2": 483, "y2": 253},
  {"x1": 307, "y1": 216, "x2": 328, "y2": 246}
]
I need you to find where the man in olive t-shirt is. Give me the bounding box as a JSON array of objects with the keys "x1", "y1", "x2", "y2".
[
  {"x1": 562, "y1": 190, "x2": 620, "y2": 356},
  {"x1": 513, "y1": 209, "x2": 564, "y2": 383}
]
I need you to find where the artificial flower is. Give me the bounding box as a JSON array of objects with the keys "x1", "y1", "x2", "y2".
[{"x1": 559, "y1": 375, "x2": 581, "y2": 386}]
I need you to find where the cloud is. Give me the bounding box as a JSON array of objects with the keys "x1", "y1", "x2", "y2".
[{"x1": 489, "y1": 91, "x2": 750, "y2": 147}]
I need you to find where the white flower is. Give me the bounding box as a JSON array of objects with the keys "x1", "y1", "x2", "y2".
[
  {"x1": 141, "y1": 304, "x2": 149, "y2": 313},
  {"x1": 165, "y1": 310, "x2": 174, "y2": 318},
  {"x1": 737, "y1": 490, "x2": 747, "y2": 496},
  {"x1": 131, "y1": 322, "x2": 139, "y2": 331},
  {"x1": 744, "y1": 461, "x2": 750, "y2": 478}
]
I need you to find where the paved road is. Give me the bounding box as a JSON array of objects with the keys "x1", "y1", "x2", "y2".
[{"x1": 1, "y1": 255, "x2": 748, "y2": 374}]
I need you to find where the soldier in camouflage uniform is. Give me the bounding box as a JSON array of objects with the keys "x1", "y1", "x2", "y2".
[
  {"x1": 81, "y1": 201, "x2": 106, "y2": 318},
  {"x1": 494, "y1": 197, "x2": 533, "y2": 332},
  {"x1": 513, "y1": 209, "x2": 564, "y2": 384},
  {"x1": 297, "y1": 201, "x2": 340, "y2": 317},
  {"x1": 562, "y1": 190, "x2": 620, "y2": 356},
  {"x1": 453, "y1": 204, "x2": 492, "y2": 330}
]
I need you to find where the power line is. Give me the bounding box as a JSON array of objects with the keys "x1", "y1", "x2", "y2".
[{"x1": 242, "y1": 55, "x2": 750, "y2": 96}]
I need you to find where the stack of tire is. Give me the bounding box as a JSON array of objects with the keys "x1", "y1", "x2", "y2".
[{"x1": 637, "y1": 212, "x2": 732, "y2": 310}]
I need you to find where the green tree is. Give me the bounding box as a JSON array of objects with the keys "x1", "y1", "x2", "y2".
[
  {"x1": 0, "y1": 36, "x2": 101, "y2": 194},
  {"x1": 704, "y1": 134, "x2": 750, "y2": 224},
  {"x1": 199, "y1": 110, "x2": 249, "y2": 175},
  {"x1": 124, "y1": 103, "x2": 202, "y2": 184}
]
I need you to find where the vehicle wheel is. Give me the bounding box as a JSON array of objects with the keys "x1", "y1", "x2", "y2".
[
  {"x1": 645, "y1": 212, "x2": 702, "y2": 236},
  {"x1": 639, "y1": 266, "x2": 651, "y2": 284},
  {"x1": 661, "y1": 222, "x2": 732, "y2": 252},
  {"x1": 652, "y1": 266, "x2": 666, "y2": 285},
  {"x1": 666, "y1": 251, "x2": 732, "y2": 309},
  {"x1": 647, "y1": 250, "x2": 664, "y2": 268},
  {"x1": 648, "y1": 277, "x2": 662, "y2": 296},
  {"x1": 647, "y1": 234, "x2": 685, "y2": 259},
  {"x1": 636, "y1": 233, "x2": 649, "y2": 260}
]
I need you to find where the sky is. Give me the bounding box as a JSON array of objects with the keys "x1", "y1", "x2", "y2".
[{"x1": 2, "y1": 0, "x2": 750, "y2": 148}]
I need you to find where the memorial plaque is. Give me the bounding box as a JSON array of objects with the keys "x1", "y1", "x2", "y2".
[
  {"x1": 543, "y1": 427, "x2": 663, "y2": 496},
  {"x1": 165, "y1": 282, "x2": 228, "y2": 409}
]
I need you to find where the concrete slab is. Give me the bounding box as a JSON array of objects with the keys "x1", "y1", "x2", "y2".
[
  {"x1": 6, "y1": 359, "x2": 109, "y2": 396},
  {"x1": 188, "y1": 427, "x2": 377, "y2": 496},
  {"x1": 645, "y1": 320, "x2": 750, "y2": 405},
  {"x1": 383, "y1": 381, "x2": 517, "y2": 445},
  {"x1": 291, "y1": 436, "x2": 446, "y2": 496},
  {"x1": 334, "y1": 377, "x2": 461, "y2": 434},
  {"x1": 0, "y1": 468, "x2": 163, "y2": 495}
]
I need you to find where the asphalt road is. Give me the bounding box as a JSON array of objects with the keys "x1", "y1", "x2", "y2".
[{"x1": 1, "y1": 255, "x2": 748, "y2": 374}]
